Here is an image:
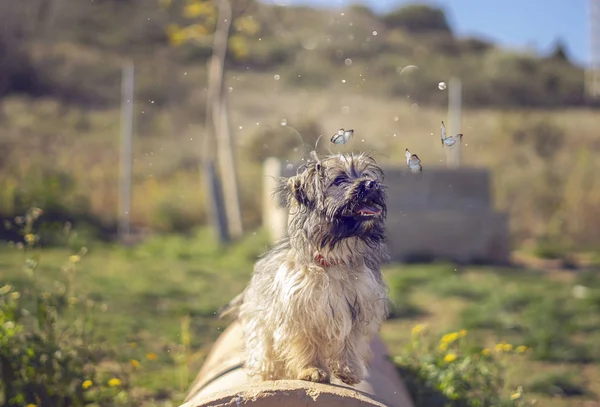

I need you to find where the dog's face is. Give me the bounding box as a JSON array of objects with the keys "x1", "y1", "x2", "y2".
[{"x1": 279, "y1": 152, "x2": 387, "y2": 250}]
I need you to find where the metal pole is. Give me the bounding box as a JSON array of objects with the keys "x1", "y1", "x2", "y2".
[
  {"x1": 446, "y1": 77, "x2": 462, "y2": 168},
  {"x1": 119, "y1": 62, "x2": 134, "y2": 241}
]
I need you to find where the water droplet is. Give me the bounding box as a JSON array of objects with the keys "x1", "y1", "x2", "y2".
[
  {"x1": 438, "y1": 81, "x2": 447, "y2": 90},
  {"x1": 341, "y1": 79, "x2": 346, "y2": 83},
  {"x1": 184, "y1": 72, "x2": 188, "y2": 75},
  {"x1": 228, "y1": 86, "x2": 233, "y2": 92},
  {"x1": 341, "y1": 106, "x2": 350, "y2": 114},
  {"x1": 372, "y1": 30, "x2": 378, "y2": 36},
  {"x1": 281, "y1": 119, "x2": 287, "y2": 126},
  {"x1": 256, "y1": 122, "x2": 260, "y2": 125},
  {"x1": 239, "y1": 126, "x2": 243, "y2": 130},
  {"x1": 273, "y1": 74, "x2": 280, "y2": 81},
  {"x1": 393, "y1": 116, "x2": 399, "y2": 122},
  {"x1": 344, "y1": 58, "x2": 352, "y2": 66},
  {"x1": 361, "y1": 139, "x2": 365, "y2": 142},
  {"x1": 286, "y1": 164, "x2": 294, "y2": 170},
  {"x1": 393, "y1": 134, "x2": 397, "y2": 137}
]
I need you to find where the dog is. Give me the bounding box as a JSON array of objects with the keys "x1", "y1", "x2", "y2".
[{"x1": 219, "y1": 151, "x2": 390, "y2": 386}]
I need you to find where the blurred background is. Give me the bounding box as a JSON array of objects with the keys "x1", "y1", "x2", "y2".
[{"x1": 1, "y1": 0, "x2": 600, "y2": 406}]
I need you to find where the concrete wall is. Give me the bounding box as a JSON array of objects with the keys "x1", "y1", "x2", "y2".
[{"x1": 263, "y1": 159, "x2": 510, "y2": 265}]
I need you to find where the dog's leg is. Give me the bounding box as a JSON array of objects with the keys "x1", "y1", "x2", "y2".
[
  {"x1": 244, "y1": 322, "x2": 278, "y2": 381},
  {"x1": 330, "y1": 333, "x2": 370, "y2": 386},
  {"x1": 285, "y1": 339, "x2": 330, "y2": 383}
]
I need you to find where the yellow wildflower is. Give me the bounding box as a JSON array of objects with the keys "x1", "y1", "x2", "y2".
[
  {"x1": 26, "y1": 404, "x2": 37, "y2": 407},
  {"x1": 443, "y1": 353, "x2": 457, "y2": 363},
  {"x1": 0, "y1": 284, "x2": 13, "y2": 295},
  {"x1": 481, "y1": 348, "x2": 491, "y2": 356},
  {"x1": 516, "y1": 345, "x2": 528, "y2": 353},
  {"x1": 128, "y1": 342, "x2": 137, "y2": 348},
  {"x1": 69, "y1": 255, "x2": 81, "y2": 264},
  {"x1": 146, "y1": 352, "x2": 158, "y2": 360},
  {"x1": 511, "y1": 386, "x2": 523, "y2": 400},
  {"x1": 24, "y1": 234, "x2": 36, "y2": 244},
  {"x1": 9, "y1": 292, "x2": 20, "y2": 300},
  {"x1": 439, "y1": 343, "x2": 448, "y2": 351},
  {"x1": 494, "y1": 343, "x2": 506, "y2": 352},
  {"x1": 130, "y1": 359, "x2": 140, "y2": 368},
  {"x1": 411, "y1": 324, "x2": 425, "y2": 335},
  {"x1": 107, "y1": 378, "x2": 122, "y2": 387},
  {"x1": 502, "y1": 343, "x2": 513, "y2": 352},
  {"x1": 459, "y1": 329, "x2": 467, "y2": 337},
  {"x1": 82, "y1": 380, "x2": 93, "y2": 390},
  {"x1": 440, "y1": 332, "x2": 459, "y2": 344}
]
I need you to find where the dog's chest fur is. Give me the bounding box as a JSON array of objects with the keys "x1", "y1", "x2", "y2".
[{"x1": 271, "y1": 259, "x2": 387, "y2": 348}]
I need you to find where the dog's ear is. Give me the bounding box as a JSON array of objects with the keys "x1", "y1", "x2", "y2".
[{"x1": 275, "y1": 175, "x2": 310, "y2": 208}]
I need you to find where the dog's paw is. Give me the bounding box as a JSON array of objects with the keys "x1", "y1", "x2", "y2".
[
  {"x1": 332, "y1": 366, "x2": 362, "y2": 386},
  {"x1": 297, "y1": 367, "x2": 330, "y2": 383}
]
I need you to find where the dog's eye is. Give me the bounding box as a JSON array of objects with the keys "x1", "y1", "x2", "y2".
[{"x1": 332, "y1": 176, "x2": 346, "y2": 186}]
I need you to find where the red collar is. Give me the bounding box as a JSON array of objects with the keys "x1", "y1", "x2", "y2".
[{"x1": 315, "y1": 253, "x2": 344, "y2": 268}]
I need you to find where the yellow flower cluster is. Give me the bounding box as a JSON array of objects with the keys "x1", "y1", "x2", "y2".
[
  {"x1": 82, "y1": 380, "x2": 93, "y2": 390},
  {"x1": 146, "y1": 352, "x2": 158, "y2": 360},
  {"x1": 481, "y1": 343, "x2": 528, "y2": 356},
  {"x1": 438, "y1": 329, "x2": 467, "y2": 350},
  {"x1": 107, "y1": 378, "x2": 122, "y2": 387},
  {"x1": 443, "y1": 353, "x2": 457, "y2": 363},
  {"x1": 24, "y1": 234, "x2": 37, "y2": 245},
  {"x1": 411, "y1": 324, "x2": 425, "y2": 335}
]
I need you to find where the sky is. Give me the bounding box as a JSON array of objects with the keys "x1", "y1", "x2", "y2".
[{"x1": 261, "y1": 0, "x2": 590, "y2": 67}]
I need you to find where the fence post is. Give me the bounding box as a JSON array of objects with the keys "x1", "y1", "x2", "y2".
[
  {"x1": 445, "y1": 77, "x2": 462, "y2": 168},
  {"x1": 118, "y1": 62, "x2": 134, "y2": 241}
]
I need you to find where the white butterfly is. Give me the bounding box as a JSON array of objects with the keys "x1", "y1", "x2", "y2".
[
  {"x1": 405, "y1": 149, "x2": 422, "y2": 173},
  {"x1": 331, "y1": 128, "x2": 354, "y2": 145},
  {"x1": 441, "y1": 121, "x2": 463, "y2": 147}
]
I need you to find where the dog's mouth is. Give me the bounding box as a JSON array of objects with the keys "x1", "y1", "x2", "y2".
[{"x1": 352, "y1": 202, "x2": 383, "y2": 219}]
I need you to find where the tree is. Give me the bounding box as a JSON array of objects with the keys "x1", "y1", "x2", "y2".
[
  {"x1": 547, "y1": 39, "x2": 571, "y2": 64},
  {"x1": 382, "y1": 4, "x2": 452, "y2": 36},
  {"x1": 160, "y1": 0, "x2": 261, "y2": 242}
]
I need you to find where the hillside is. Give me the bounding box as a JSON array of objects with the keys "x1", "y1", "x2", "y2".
[{"x1": 1, "y1": 0, "x2": 600, "y2": 251}]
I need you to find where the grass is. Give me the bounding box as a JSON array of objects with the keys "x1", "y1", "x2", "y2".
[{"x1": 2, "y1": 229, "x2": 600, "y2": 406}]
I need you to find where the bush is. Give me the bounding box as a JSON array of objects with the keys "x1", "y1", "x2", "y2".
[
  {"x1": 394, "y1": 325, "x2": 533, "y2": 406},
  {"x1": 0, "y1": 208, "x2": 138, "y2": 407}
]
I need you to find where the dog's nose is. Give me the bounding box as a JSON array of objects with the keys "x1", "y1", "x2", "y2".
[{"x1": 364, "y1": 180, "x2": 378, "y2": 190}]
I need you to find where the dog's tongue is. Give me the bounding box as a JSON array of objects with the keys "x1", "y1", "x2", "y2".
[{"x1": 356, "y1": 205, "x2": 381, "y2": 216}]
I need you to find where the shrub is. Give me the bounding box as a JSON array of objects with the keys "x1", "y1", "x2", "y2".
[
  {"x1": 0, "y1": 208, "x2": 138, "y2": 407},
  {"x1": 394, "y1": 325, "x2": 533, "y2": 406}
]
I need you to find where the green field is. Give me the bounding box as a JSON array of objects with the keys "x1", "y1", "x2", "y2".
[{"x1": 2, "y1": 227, "x2": 599, "y2": 406}]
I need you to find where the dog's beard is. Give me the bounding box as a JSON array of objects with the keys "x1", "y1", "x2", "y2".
[{"x1": 279, "y1": 152, "x2": 388, "y2": 266}]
